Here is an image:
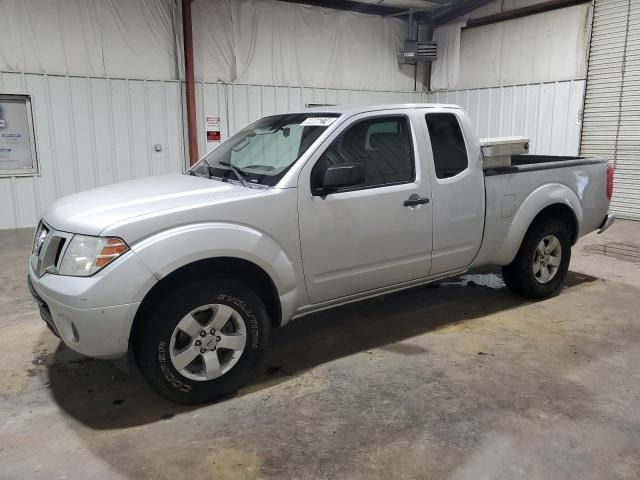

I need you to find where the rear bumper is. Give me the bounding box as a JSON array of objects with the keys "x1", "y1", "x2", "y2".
[{"x1": 598, "y1": 213, "x2": 615, "y2": 234}]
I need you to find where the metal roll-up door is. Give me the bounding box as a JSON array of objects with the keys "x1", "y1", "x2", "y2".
[
  {"x1": 616, "y1": 1, "x2": 640, "y2": 219},
  {"x1": 581, "y1": 0, "x2": 640, "y2": 220}
]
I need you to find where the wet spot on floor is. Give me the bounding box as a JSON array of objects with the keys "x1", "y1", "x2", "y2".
[{"x1": 443, "y1": 273, "x2": 506, "y2": 290}]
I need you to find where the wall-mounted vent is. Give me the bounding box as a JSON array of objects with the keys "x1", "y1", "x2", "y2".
[{"x1": 399, "y1": 40, "x2": 437, "y2": 64}]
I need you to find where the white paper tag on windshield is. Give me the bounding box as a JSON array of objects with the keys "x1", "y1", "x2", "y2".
[{"x1": 301, "y1": 117, "x2": 337, "y2": 127}]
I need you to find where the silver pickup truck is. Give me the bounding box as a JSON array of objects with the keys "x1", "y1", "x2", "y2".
[{"x1": 28, "y1": 104, "x2": 614, "y2": 404}]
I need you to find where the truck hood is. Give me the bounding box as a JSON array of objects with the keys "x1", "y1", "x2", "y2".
[{"x1": 43, "y1": 174, "x2": 253, "y2": 236}]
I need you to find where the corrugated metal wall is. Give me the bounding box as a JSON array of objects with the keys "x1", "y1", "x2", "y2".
[
  {"x1": 0, "y1": 74, "x2": 587, "y2": 230},
  {"x1": 0, "y1": 73, "x2": 420, "y2": 229},
  {"x1": 0, "y1": 72, "x2": 186, "y2": 230},
  {"x1": 421, "y1": 80, "x2": 586, "y2": 156},
  {"x1": 195, "y1": 82, "x2": 420, "y2": 156}
]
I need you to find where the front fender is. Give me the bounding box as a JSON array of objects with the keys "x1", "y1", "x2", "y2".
[
  {"x1": 494, "y1": 183, "x2": 582, "y2": 265},
  {"x1": 131, "y1": 222, "x2": 304, "y2": 323}
]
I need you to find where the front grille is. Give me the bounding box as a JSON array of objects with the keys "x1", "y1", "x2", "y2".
[
  {"x1": 53, "y1": 237, "x2": 66, "y2": 265},
  {"x1": 32, "y1": 222, "x2": 70, "y2": 277},
  {"x1": 38, "y1": 236, "x2": 65, "y2": 276}
]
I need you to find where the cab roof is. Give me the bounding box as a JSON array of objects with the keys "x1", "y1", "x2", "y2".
[{"x1": 302, "y1": 103, "x2": 462, "y2": 115}]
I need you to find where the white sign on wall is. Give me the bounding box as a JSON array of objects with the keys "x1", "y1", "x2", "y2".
[
  {"x1": 0, "y1": 95, "x2": 38, "y2": 176},
  {"x1": 205, "y1": 115, "x2": 221, "y2": 142}
]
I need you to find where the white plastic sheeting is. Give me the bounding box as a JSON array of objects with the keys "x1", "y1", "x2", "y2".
[
  {"x1": 431, "y1": 3, "x2": 591, "y2": 90},
  {"x1": 0, "y1": 0, "x2": 178, "y2": 80},
  {"x1": 0, "y1": 0, "x2": 416, "y2": 91},
  {"x1": 421, "y1": 80, "x2": 585, "y2": 156},
  {"x1": 431, "y1": 21, "x2": 466, "y2": 92},
  {"x1": 192, "y1": 0, "x2": 417, "y2": 90}
]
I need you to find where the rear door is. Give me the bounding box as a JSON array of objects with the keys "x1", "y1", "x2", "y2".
[
  {"x1": 297, "y1": 110, "x2": 433, "y2": 304},
  {"x1": 423, "y1": 109, "x2": 485, "y2": 274}
]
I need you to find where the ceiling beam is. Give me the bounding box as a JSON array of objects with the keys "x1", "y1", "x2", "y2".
[
  {"x1": 464, "y1": 0, "x2": 591, "y2": 29},
  {"x1": 430, "y1": 0, "x2": 494, "y2": 25},
  {"x1": 277, "y1": 0, "x2": 404, "y2": 16},
  {"x1": 417, "y1": 0, "x2": 452, "y2": 5},
  {"x1": 387, "y1": 7, "x2": 442, "y2": 17},
  {"x1": 276, "y1": 0, "x2": 486, "y2": 21}
]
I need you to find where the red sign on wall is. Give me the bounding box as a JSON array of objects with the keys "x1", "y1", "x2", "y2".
[{"x1": 205, "y1": 115, "x2": 221, "y2": 143}]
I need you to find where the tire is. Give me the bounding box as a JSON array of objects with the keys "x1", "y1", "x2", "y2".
[
  {"x1": 502, "y1": 218, "x2": 571, "y2": 299},
  {"x1": 134, "y1": 278, "x2": 270, "y2": 404}
]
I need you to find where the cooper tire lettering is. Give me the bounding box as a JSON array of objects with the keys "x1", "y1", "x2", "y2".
[{"x1": 158, "y1": 342, "x2": 192, "y2": 393}]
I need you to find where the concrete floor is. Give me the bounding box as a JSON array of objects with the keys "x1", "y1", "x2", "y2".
[{"x1": 1, "y1": 222, "x2": 640, "y2": 480}]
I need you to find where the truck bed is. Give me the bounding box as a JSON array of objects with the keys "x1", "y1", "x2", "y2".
[
  {"x1": 474, "y1": 154, "x2": 609, "y2": 267},
  {"x1": 485, "y1": 155, "x2": 606, "y2": 176}
]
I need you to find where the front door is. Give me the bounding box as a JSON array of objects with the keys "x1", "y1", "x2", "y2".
[{"x1": 298, "y1": 112, "x2": 433, "y2": 304}]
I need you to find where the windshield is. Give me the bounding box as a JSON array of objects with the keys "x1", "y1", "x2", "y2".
[{"x1": 188, "y1": 113, "x2": 340, "y2": 186}]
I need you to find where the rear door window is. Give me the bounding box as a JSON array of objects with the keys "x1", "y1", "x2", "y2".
[{"x1": 425, "y1": 113, "x2": 468, "y2": 179}]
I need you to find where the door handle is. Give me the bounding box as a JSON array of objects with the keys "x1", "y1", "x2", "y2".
[{"x1": 403, "y1": 194, "x2": 429, "y2": 207}]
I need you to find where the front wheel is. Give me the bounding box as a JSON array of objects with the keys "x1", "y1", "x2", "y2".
[
  {"x1": 134, "y1": 278, "x2": 270, "y2": 404},
  {"x1": 502, "y1": 218, "x2": 571, "y2": 299}
]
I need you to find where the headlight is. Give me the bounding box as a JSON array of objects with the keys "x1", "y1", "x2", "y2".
[
  {"x1": 32, "y1": 222, "x2": 48, "y2": 254},
  {"x1": 58, "y1": 235, "x2": 129, "y2": 276}
]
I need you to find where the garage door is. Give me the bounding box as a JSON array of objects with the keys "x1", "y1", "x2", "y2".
[{"x1": 581, "y1": 0, "x2": 640, "y2": 220}]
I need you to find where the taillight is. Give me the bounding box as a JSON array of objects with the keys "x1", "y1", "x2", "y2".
[{"x1": 606, "y1": 164, "x2": 614, "y2": 200}]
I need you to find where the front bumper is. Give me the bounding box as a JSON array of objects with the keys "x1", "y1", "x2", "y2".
[
  {"x1": 27, "y1": 250, "x2": 157, "y2": 359},
  {"x1": 28, "y1": 275, "x2": 60, "y2": 338},
  {"x1": 598, "y1": 212, "x2": 615, "y2": 234}
]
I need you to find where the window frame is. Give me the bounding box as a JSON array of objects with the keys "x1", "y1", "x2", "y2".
[
  {"x1": 425, "y1": 112, "x2": 469, "y2": 180},
  {"x1": 0, "y1": 94, "x2": 39, "y2": 177},
  {"x1": 310, "y1": 113, "x2": 417, "y2": 196}
]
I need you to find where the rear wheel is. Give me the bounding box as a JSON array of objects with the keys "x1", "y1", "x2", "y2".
[
  {"x1": 502, "y1": 218, "x2": 571, "y2": 299},
  {"x1": 134, "y1": 278, "x2": 270, "y2": 404}
]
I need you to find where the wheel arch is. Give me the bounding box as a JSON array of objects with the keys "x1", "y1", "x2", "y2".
[
  {"x1": 131, "y1": 256, "x2": 283, "y2": 347},
  {"x1": 130, "y1": 221, "x2": 305, "y2": 325},
  {"x1": 495, "y1": 183, "x2": 582, "y2": 265},
  {"x1": 528, "y1": 203, "x2": 579, "y2": 244}
]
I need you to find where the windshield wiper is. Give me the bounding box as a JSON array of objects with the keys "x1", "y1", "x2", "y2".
[
  {"x1": 200, "y1": 158, "x2": 213, "y2": 179},
  {"x1": 218, "y1": 161, "x2": 249, "y2": 188}
]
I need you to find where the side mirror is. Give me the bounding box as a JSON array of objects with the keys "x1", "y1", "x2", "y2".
[{"x1": 321, "y1": 163, "x2": 365, "y2": 192}]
